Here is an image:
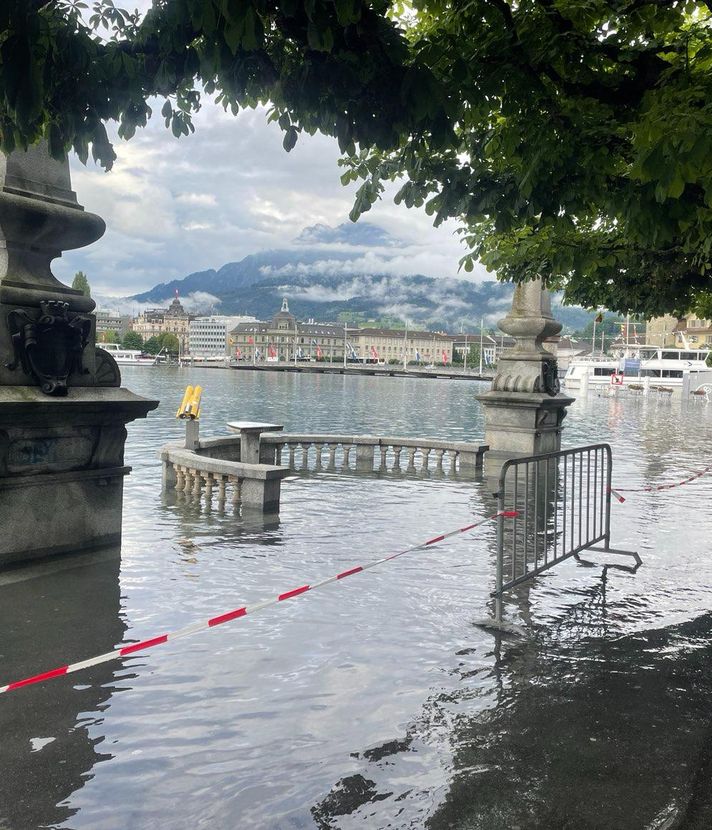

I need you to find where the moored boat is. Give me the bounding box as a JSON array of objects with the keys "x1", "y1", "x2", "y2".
[
  {"x1": 99, "y1": 343, "x2": 158, "y2": 366},
  {"x1": 563, "y1": 344, "x2": 711, "y2": 390}
]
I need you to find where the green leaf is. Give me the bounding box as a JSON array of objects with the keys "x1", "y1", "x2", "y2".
[{"x1": 283, "y1": 126, "x2": 298, "y2": 151}]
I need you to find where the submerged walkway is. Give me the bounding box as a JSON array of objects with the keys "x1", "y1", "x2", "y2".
[{"x1": 229, "y1": 362, "x2": 493, "y2": 381}]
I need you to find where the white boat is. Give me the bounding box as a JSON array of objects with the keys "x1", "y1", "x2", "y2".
[
  {"x1": 563, "y1": 344, "x2": 711, "y2": 390},
  {"x1": 100, "y1": 343, "x2": 158, "y2": 366}
]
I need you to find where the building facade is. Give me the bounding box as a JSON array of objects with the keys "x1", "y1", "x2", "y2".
[
  {"x1": 231, "y1": 300, "x2": 346, "y2": 362},
  {"x1": 189, "y1": 315, "x2": 258, "y2": 359},
  {"x1": 132, "y1": 297, "x2": 193, "y2": 353},
  {"x1": 675, "y1": 316, "x2": 712, "y2": 348},
  {"x1": 645, "y1": 315, "x2": 680, "y2": 348},
  {"x1": 231, "y1": 299, "x2": 456, "y2": 364},
  {"x1": 352, "y1": 328, "x2": 454, "y2": 364},
  {"x1": 95, "y1": 310, "x2": 132, "y2": 342},
  {"x1": 646, "y1": 315, "x2": 712, "y2": 349}
]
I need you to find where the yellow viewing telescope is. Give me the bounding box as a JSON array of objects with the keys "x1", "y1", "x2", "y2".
[{"x1": 176, "y1": 385, "x2": 202, "y2": 420}]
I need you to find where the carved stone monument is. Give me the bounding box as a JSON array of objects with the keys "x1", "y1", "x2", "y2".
[
  {"x1": 0, "y1": 142, "x2": 157, "y2": 565},
  {"x1": 477, "y1": 279, "x2": 574, "y2": 469}
]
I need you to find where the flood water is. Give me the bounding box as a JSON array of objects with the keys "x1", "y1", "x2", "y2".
[{"x1": 2, "y1": 367, "x2": 712, "y2": 829}]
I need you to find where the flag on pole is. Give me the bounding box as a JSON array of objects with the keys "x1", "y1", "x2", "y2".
[
  {"x1": 254, "y1": 348, "x2": 261, "y2": 359},
  {"x1": 316, "y1": 344, "x2": 323, "y2": 359},
  {"x1": 442, "y1": 350, "x2": 448, "y2": 364},
  {"x1": 248, "y1": 336, "x2": 254, "y2": 345},
  {"x1": 370, "y1": 346, "x2": 379, "y2": 361},
  {"x1": 415, "y1": 350, "x2": 421, "y2": 363},
  {"x1": 268, "y1": 343, "x2": 277, "y2": 358},
  {"x1": 235, "y1": 348, "x2": 242, "y2": 359}
]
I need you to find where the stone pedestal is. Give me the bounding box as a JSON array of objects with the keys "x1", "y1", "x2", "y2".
[
  {"x1": 478, "y1": 280, "x2": 573, "y2": 475},
  {"x1": 0, "y1": 143, "x2": 157, "y2": 565},
  {"x1": 226, "y1": 421, "x2": 284, "y2": 463}
]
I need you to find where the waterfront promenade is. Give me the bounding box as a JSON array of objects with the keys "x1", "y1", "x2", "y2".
[{"x1": 3, "y1": 365, "x2": 712, "y2": 829}]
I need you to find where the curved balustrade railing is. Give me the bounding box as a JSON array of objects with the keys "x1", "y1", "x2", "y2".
[
  {"x1": 161, "y1": 433, "x2": 489, "y2": 515},
  {"x1": 259, "y1": 434, "x2": 488, "y2": 476}
]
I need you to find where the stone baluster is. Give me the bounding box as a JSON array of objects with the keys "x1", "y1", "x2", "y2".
[
  {"x1": 217, "y1": 474, "x2": 227, "y2": 505},
  {"x1": 204, "y1": 472, "x2": 214, "y2": 501},
  {"x1": 183, "y1": 467, "x2": 193, "y2": 493},
  {"x1": 435, "y1": 449, "x2": 445, "y2": 472},
  {"x1": 327, "y1": 443, "x2": 337, "y2": 469},
  {"x1": 231, "y1": 476, "x2": 242, "y2": 507},
  {"x1": 343, "y1": 445, "x2": 353, "y2": 469},
  {"x1": 406, "y1": 447, "x2": 417, "y2": 471},
  {"x1": 422, "y1": 448, "x2": 431, "y2": 472},
  {"x1": 275, "y1": 443, "x2": 284, "y2": 465},
  {"x1": 315, "y1": 443, "x2": 324, "y2": 469},
  {"x1": 175, "y1": 465, "x2": 185, "y2": 491},
  {"x1": 288, "y1": 443, "x2": 297, "y2": 468},
  {"x1": 301, "y1": 443, "x2": 310, "y2": 469},
  {"x1": 378, "y1": 446, "x2": 388, "y2": 471},
  {"x1": 192, "y1": 469, "x2": 202, "y2": 497},
  {"x1": 392, "y1": 446, "x2": 402, "y2": 470}
]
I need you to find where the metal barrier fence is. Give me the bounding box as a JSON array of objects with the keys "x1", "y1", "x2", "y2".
[{"x1": 491, "y1": 443, "x2": 639, "y2": 625}]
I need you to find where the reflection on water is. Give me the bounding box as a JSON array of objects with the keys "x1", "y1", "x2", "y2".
[
  {"x1": 0, "y1": 551, "x2": 127, "y2": 829},
  {"x1": 1, "y1": 367, "x2": 711, "y2": 829}
]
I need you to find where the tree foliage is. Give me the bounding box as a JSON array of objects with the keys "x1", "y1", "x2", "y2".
[
  {"x1": 2, "y1": 2, "x2": 712, "y2": 316},
  {"x1": 0, "y1": 0, "x2": 448, "y2": 167},
  {"x1": 342, "y1": 0, "x2": 712, "y2": 317},
  {"x1": 144, "y1": 332, "x2": 180, "y2": 353},
  {"x1": 71, "y1": 269, "x2": 90, "y2": 296},
  {"x1": 122, "y1": 329, "x2": 144, "y2": 349}
]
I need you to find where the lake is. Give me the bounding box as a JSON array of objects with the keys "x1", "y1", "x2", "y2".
[{"x1": 1, "y1": 366, "x2": 711, "y2": 829}]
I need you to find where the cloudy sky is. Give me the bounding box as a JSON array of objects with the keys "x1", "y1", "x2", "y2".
[{"x1": 56, "y1": 90, "x2": 488, "y2": 302}]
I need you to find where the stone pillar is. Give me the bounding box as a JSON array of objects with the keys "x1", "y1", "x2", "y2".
[
  {"x1": 477, "y1": 279, "x2": 573, "y2": 474},
  {"x1": 0, "y1": 142, "x2": 158, "y2": 565}
]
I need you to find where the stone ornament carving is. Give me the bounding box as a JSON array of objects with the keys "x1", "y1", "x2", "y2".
[
  {"x1": 491, "y1": 278, "x2": 563, "y2": 397},
  {"x1": 94, "y1": 346, "x2": 121, "y2": 387},
  {"x1": 6, "y1": 299, "x2": 91, "y2": 395}
]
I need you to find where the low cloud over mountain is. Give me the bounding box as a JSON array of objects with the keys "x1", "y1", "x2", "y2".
[{"x1": 119, "y1": 222, "x2": 590, "y2": 331}]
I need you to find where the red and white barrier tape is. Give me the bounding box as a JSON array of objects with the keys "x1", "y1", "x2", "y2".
[
  {"x1": 0, "y1": 510, "x2": 518, "y2": 696},
  {"x1": 609, "y1": 463, "x2": 712, "y2": 503}
]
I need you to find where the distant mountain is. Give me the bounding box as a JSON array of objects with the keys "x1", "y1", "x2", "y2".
[{"x1": 128, "y1": 222, "x2": 593, "y2": 332}]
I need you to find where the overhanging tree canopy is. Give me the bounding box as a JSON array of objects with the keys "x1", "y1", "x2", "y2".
[
  {"x1": 2, "y1": 1, "x2": 712, "y2": 317},
  {"x1": 1, "y1": 0, "x2": 449, "y2": 164},
  {"x1": 343, "y1": 0, "x2": 712, "y2": 317}
]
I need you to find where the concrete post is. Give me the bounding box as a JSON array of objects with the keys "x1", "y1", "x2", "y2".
[
  {"x1": 682, "y1": 370, "x2": 691, "y2": 404},
  {"x1": 184, "y1": 419, "x2": 200, "y2": 450}
]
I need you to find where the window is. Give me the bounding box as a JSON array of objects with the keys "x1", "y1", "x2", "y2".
[{"x1": 662, "y1": 351, "x2": 680, "y2": 360}]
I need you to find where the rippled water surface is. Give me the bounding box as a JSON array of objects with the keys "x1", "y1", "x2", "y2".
[{"x1": 2, "y1": 367, "x2": 712, "y2": 830}]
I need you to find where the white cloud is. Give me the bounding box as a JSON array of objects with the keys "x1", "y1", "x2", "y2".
[
  {"x1": 58, "y1": 100, "x2": 489, "y2": 297},
  {"x1": 176, "y1": 192, "x2": 218, "y2": 207}
]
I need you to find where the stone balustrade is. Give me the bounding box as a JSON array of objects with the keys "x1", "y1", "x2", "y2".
[
  {"x1": 160, "y1": 429, "x2": 488, "y2": 514},
  {"x1": 160, "y1": 441, "x2": 289, "y2": 512},
  {"x1": 259, "y1": 434, "x2": 488, "y2": 476}
]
